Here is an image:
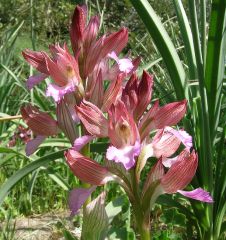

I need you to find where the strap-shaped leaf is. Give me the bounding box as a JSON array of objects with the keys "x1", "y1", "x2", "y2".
[
  {"x1": 205, "y1": 0, "x2": 226, "y2": 139},
  {"x1": 129, "y1": 0, "x2": 186, "y2": 100},
  {"x1": 173, "y1": 0, "x2": 197, "y2": 80}
]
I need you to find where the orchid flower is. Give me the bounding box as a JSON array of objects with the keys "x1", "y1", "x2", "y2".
[
  {"x1": 23, "y1": 43, "x2": 83, "y2": 102},
  {"x1": 20, "y1": 4, "x2": 213, "y2": 239},
  {"x1": 67, "y1": 67, "x2": 212, "y2": 223},
  {"x1": 21, "y1": 104, "x2": 60, "y2": 155}
]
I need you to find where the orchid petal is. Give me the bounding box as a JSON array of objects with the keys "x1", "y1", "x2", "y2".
[
  {"x1": 108, "y1": 51, "x2": 133, "y2": 74},
  {"x1": 73, "y1": 135, "x2": 94, "y2": 152},
  {"x1": 139, "y1": 100, "x2": 160, "y2": 141},
  {"x1": 162, "y1": 150, "x2": 190, "y2": 168},
  {"x1": 108, "y1": 100, "x2": 140, "y2": 148},
  {"x1": 152, "y1": 130, "x2": 181, "y2": 158},
  {"x1": 22, "y1": 49, "x2": 49, "y2": 74},
  {"x1": 21, "y1": 104, "x2": 59, "y2": 136},
  {"x1": 161, "y1": 151, "x2": 198, "y2": 193},
  {"x1": 154, "y1": 100, "x2": 187, "y2": 129},
  {"x1": 87, "y1": 69, "x2": 104, "y2": 108},
  {"x1": 84, "y1": 28, "x2": 128, "y2": 77},
  {"x1": 178, "y1": 188, "x2": 213, "y2": 203},
  {"x1": 135, "y1": 71, "x2": 154, "y2": 120},
  {"x1": 102, "y1": 74, "x2": 123, "y2": 112},
  {"x1": 56, "y1": 99, "x2": 78, "y2": 144},
  {"x1": 26, "y1": 73, "x2": 48, "y2": 90},
  {"x1": 106, "y1": 141, "x2": 141, "y2": 170},
  {"x1": 70, "y1": 5, "x2": 87, "y2": 55},
  {"x1": 76, "y1": 100, "x2": 108, "y2": 137},
  {"x1": 162, "y1": 156, "x2": 178, "y2": 168},
  {"x1": 118, "y1": 58, "x2": 134, "y2": 73},
  {"x1": 83, "y1": 16, "x2": 100, "y2": 51},
  {"x1": 143, "y1": 158, "x2": 164, "y2": 194},
  {"x1": 26, "y1": 135, "x2": 46, "y2": 156},
  {"x1": 46, "y1": 83, "x2": 75, "y2": 102},
  {"x1": 165, "y1": 127, "x2": 193, "y2": 150},
  {"x1": 66, "y1": 150, "x2": 112, "y2": 185},
  {"x1": 69, "y1": 186, "x2": 96, "y2": 216}
]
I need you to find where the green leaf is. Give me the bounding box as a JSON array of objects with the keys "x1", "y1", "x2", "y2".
[
  {"x1": 0, "y1": 149, "x2": 66, "y2": 206},
  {"x1": 63, "y1": 229, "x2": 78, "y2": 240},
  {"x1": 82, "y1": 193, "x2": 108, "y2": 240},
  {"x1": 129, "y1": 0, "x2": 186, "y2": 100},
  {"x1": 173, "y1": 0, "x2": 197, "y2": 81},
  {"x1": 160, "y1": 208, "x2": 187, "y2": 227},
  {"x1": 105, "y1": 195, "x2": 126, "y2": 224},
  {"x1": 205, "y1": 0, "x2": 226, "y2": 139}
]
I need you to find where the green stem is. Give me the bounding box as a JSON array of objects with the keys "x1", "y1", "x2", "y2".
[
  {"x1": 132, "y1": 203, "x2": 151, "y2": 240},
  {"x1": 131, "y1": 169, "x2": 151, "y2": 240},
  {"x1": 81, "y1": 132, "x2": 91, "y2": 207}
]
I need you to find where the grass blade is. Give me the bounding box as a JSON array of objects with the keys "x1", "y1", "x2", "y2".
[{"x1": 129, "y1": 0, "x2": 186, "y2": 100}]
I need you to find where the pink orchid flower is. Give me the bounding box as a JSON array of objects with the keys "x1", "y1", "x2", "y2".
[
  {"x1": 21, "y1": 104, "x2": 60, "y2": 155},
  {"x1": 23, "y1": 44, "x2": 83, "y2": 102},
  {"x1": 70, "y1": 5, "x2": 129, "y2": 79},
  {"x1": 143, "y1": 152, "x2": 213, "y2": 203}
]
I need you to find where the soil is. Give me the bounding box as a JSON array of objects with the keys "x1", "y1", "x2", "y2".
[{"x1": 1, "y1": 211, "x2": 80, "y2": 240}]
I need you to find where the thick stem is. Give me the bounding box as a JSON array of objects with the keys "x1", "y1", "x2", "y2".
[
  {"x1": 132, "y1": 203, "x2": 151, "y2": 240},
  {"x1": 80, "y1": 132, "x2": 91, "y2": 207},
  {"x1": 131, "y1": 169, "x2": 151, "y2": 240}
]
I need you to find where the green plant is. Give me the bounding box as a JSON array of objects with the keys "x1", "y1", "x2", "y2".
[{"x1": 129, "y1": 0, "x2": 226, "y2": 239}]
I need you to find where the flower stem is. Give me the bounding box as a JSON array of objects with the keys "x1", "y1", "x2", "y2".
[
  {"x1": 132, "y1": 203, "x2": 151, "y2": 240},
  {"x1": 81, "y1": 138, "x2": 91, "y2": 207},
  {"x1": 131, "y1": 169, "x2": 151, "y2": 240}
]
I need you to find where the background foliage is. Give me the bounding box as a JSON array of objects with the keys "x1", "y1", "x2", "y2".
[{"x1": 0, "y1": 0, "x2": 225, "y2": 239}]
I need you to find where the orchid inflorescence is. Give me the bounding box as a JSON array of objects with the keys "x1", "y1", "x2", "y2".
[{"x1": 20, "y1": 4, "x2": 213, "y2": 239}]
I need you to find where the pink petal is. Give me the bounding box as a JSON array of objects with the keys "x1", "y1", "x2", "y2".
[
  {"x1": 26, "y1": 73, "x2": 48, "y2": 90},
  {"x1": 143, "y1": 158, "x2": 164, "y2": 194},
  {"x1": 177, "y1": 188, "x2": 213, "y2": 203},
  {"x1": 76, "y1": 100, "x2": 108, "y2": 137},
  {"x1": 69, "y1": 186, "x2": 96, "y2": 216},
  {"x1": 108, "y1": 51, "x2": 119, "y2": 63},
  {"x1": 86, "y1": 69, "x2": 104, "y2": 108},
  {"x1": 154, "y1": 100, "x2": 187, "y2": 129},
  {"x1": 134, "y1": 71, "x2": 154, "y2": 120},
  {"x1": 152, "y1": 130, "x2": 181, "y2": 158},
  {"x1": 66, "y1": 150, "x2": 112, "y2": 185},
  {"x1": 63, "y1": 93, "x2": 80, "y2": 122},
  {"x1": 162, "y1": 156, "x2": 178, "y2": 168},
  {"x1": 118, "y1": 58, "x2": 133, "y2": 73},
  {"x1": 21, "y1": 104, "x2": 59, "y2": 136},
  {"x1": 161, "y1": 151, "x2": 198, "y2": 193},
  {"x1": 22, "y1": 49, "x2": 49, "y2": 74},
  {"x1": 102, "y1": 74, "x2": 123, "y2": 112},
  {"x1": 46, "y1": 83, "x2": 75, "y2": 102},
  {"x1": 162, "y1": 150, "x2": 190, "y2": 168},
  {"x1": 83, "y1": 16, "x2": 100, "y2": 51},
  {"x1": 108, "y1": 51, "x2": 133, "y2": 74},
  {"x1": 108, "y1": 100, "x2": 140, "y2": 148},
  {"x1": 139, "y1": 100, "x2": 160, "y2": 141},
  {"x1": 165, "y1": 127, "x2": 193, "y2": 150},
  {"x1": 56, "y1": 99, "x2": 78, "y2": 144},
  {"x1": 73, "y1": 135, "x2": 94, "y2": 152},
  {"x1": 106, "y1": 141, "x2": 141, "y2": 170},
  {"x1": 84, "y1": 28, "x2": 128, "y2": 77},
  {"x1": 26, "y1": 135, "x2": 46, "y2": 156},
  {"x1": 70, "y1": 5, "x2": 87, "y2": 55}
]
